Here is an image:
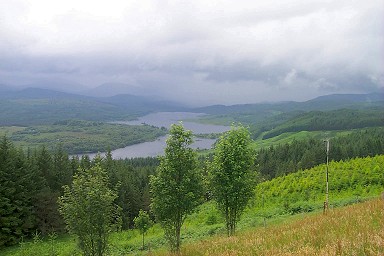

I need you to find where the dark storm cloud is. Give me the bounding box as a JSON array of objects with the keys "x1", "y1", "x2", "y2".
[
  {"x1": 0, "y1": 0, "x2": 383, "y2": 105},
  {"x1": 201, "y1": 62, "x2": 287, "y2": 84}
]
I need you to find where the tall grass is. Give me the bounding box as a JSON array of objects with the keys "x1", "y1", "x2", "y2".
[{"x1": 165, "y1": 198, "x2": 383, "y2": 256}]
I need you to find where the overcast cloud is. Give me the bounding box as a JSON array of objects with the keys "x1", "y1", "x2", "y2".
[{"x1": 0, "y1": 0, "x2": 383, "y2": 105}]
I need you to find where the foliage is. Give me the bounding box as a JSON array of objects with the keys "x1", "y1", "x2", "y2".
[
  {"x1": 58, "y1": 162, "x2": 121, "y2": 256},
  {"x1": 2, "y1": 153, "x2": 384, "y2": 255},
  {"x1": 102, "y1": 155, "x2": 159, "y2": 229},
  {"x1": 150, "y1": 123, "x2": 204, "y2": 252},
  {"x1": 195, "y1": 93, "x2": 384, "y2": 127},
  {"x1": 2, "y1": 120, "x2": 166, "y2": 154},
  {"x1": 262, "y1": 107, "x2": 384, "y2": 139},
  {"x1": 252, "y1": 155, "x2": 384, "y2": 213},
  {"x1": 255, "y1": 127, "x2": 384, "y2": 179},
  {"x1": 0, "y1": 136, "x2": 160, "y2": 246},
  {"x1": 0, "y1": 137, "x2": 65, "y2": 247},
  {"x1": 134, "y1": 210, "x2": 153, "y2": 249},
  {"x1": 210, "y1": 125, "x2": 256, "y2": 236},
  {"x1": 0, "y1": 137, "x2": 30, "y2": 247}
]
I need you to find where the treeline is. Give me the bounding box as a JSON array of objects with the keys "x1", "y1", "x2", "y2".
[
  {"x1": 256, "y1": 128, "x2": 384, "y2": 179},
  {"x1": 0, "y1": 137, "x2": 158, "y2": 247},
  {"x1": 261, "y1": 107, "x2": 383, "y2": 139}
]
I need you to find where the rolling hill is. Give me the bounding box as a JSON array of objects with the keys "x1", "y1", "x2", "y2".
[
  {"x1": 196, "y1": 92, "x2": 384, "y2": 115},
  {"x1": 0, "y1": 87, "x2": 184, "y2": 125},
  {"x1": 261, "y1": 107, "x2": 384, "y2": 139}
]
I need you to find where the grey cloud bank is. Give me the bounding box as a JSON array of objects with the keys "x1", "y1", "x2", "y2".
[{"x1": 0, "y1": 0, "x2": 383, "y2": 106}]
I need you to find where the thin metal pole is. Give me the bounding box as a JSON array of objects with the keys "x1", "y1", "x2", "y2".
[
  {"x1": 262, "y1": 192, "x2": 266, "y2": 227},
  {"x1": 325, "y1": 139, "x2": 329, "y2": 211}
]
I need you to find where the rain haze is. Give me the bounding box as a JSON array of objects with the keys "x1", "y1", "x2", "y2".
[{"x1": 0, "y1": 0, "x2": 383, "y2": 106}]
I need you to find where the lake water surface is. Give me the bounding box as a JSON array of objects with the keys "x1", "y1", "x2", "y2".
[
  {"x1": 113, "y1": 112, "x2": 229, "y2": 134},
  {"x1": 87, "y1": 112, "x2": 229, "y2": 159}
]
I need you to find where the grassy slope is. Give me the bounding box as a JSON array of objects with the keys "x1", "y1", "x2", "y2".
[
  {"x1": 252, "y1": 155, "x2": 384, "y2": 213},
  {"x1": 171, "y1": 198, "x2": 384, "y2": 256},
  {"x1": 250, "y1": 130, "x2": 353, "y2": 151},
  {"x1": 2, "y1": 155, "x2": 383, "y2": 255},
  {"x1": 4, "y1": 199, "x2": 383, "y2": 255}
]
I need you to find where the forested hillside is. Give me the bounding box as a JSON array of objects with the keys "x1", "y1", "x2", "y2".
[
  {"x1": 0, "y1": 137, "x2": 159, "y2": 247},
  {"x1": 261, "y1": 107, "x2": 384, "y2": 139},
  {"x1": 0, "y1": 88, "x2": 183, "y2": 125},
  {"x1": 194, "y1": 93, "x2": 384, "y2": 127},
  {"x1": 256, "y1": 127, "x2": 384, "y2": 179},
  {"x1": 1, "y1": 126, "x2": 383, "y2": 250},
  {"x1": 5, "y1": 120, "x2": 166, "y2": 154}
]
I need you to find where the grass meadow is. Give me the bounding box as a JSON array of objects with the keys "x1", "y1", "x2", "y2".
[
  {"x1": 3, "y1": 198, "x2": 382, "y2": 256},
  {"x1": 159, "y1": 198, "x2": 384, "y2": 256}
]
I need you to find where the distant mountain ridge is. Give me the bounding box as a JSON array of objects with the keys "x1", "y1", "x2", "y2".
[
  {"x1": 0, "y1": 87, "x2": 184, "y2": 109},
  {"x1": 0, "y1": 87, "x2": 186, "y2": 126},
  {"x1": 309, "y1": 92, "x2": 383, "y2": 103},
  {"x1": 0, "y1": 86, "x2": 382, "y2": 126},
  {"x1": 0, "y1": 87, "x2": 86, "y2": 100},
  {"x1": 195, "y1": 92, "x2": 384, "y2": 114},
  {"x1": 81, "y1": 82, "x2": 146, "y2": 97}
]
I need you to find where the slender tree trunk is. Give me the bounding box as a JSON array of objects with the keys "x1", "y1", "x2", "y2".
[
  {"x1": 232, "y1": 208, "x2": 237, "y2": 236},
  {"x1": 225, "y1": 197, "x2": 230, "y2": 237},
  {"x1": 142, "y1": 233, "x2": 145, "y2": 250},
  {"x1": 176, "y1": 226, "x2": 180, "y2": 253}
]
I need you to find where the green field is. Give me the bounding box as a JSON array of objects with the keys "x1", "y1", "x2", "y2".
[
  {"x1": 171, "y1": 198, "x2": 384, "y2": 256},
  {"x1": 0, "y1": 126, "x2": 25, "y2": 135},
  {"x1": 250, "y1": 130, "x2": 353, "y2": 150}
]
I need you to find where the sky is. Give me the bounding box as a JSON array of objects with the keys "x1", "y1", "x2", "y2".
[{"x1": 0, "y1": 0, "x2": 383, "y2": 105}]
